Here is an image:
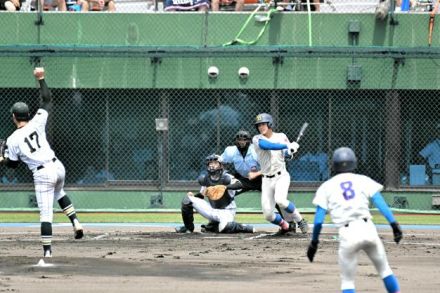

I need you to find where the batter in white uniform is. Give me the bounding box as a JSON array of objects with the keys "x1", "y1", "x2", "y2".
[
  {"x1": 0, "y1": 67, "x2": 84, "y2": 258},
  {"x1": 307, "y1": 147, "x2": 402, "y2": 293},
  {"x1": 252, "y1": 113, "x2": 308, "y2": 234}
]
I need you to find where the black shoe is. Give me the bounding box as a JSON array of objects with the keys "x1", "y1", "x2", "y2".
[
  {"x1": 201, "y1": 222, "x2": 219, "y2": 233},
  {"x1": 242, "y1": 225, "x2": 255, "y2": 233},
  {"x1": 175, "y1": 226, "x2": 192, "y2": 233},
  {"x1": 74, "y1": 229, "x2": 84, "y2": 239},
  {"x1": 73, "y1": 219, "x2": 84, "y2": 239},
  {"x1": 274, "y1": 227, "x2": 290, "y2": 236},
  {"x1": 288, "y1": 222, "x2": 297, "y2": 233},
  {"x1": 297, "y1": 219, "x2": 308, "y2": 234}
]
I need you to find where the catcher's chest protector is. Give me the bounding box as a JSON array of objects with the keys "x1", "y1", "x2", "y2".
[{"x1": 201, "y1": 173, "x2": 233, "y2": 209}]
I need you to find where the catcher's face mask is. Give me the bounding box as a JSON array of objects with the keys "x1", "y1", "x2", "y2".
[
  {"x1": 236, "y1": 137, "x2": 250, "y2": 150},
  {"x1": 235, "y1": 130, "x2": 251, "y2": 150},
  {"x1": 207, "y1": 161, "x2": 223, "y2": 180}
]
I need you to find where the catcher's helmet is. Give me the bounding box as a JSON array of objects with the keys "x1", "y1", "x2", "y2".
[
  {"x1": 10, "y1": 102, "x2": 30, "y2": 121},
  {"x1": 332, "y1": 147, "x2": 357, "y2": 174},
  {"x1": 206, "y1": 154, "x2": 223, "y2": 178},
  {"x1": 235, "y1": 130, "x2": 251, "y2": 150},
  {"x1": 254, "y1": 113, "x2": 273, "y2": 129}
]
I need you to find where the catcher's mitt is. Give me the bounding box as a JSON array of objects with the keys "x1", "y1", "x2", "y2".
[{"x1": 204, "y1": 185, "x2": 227, "y2": 200}]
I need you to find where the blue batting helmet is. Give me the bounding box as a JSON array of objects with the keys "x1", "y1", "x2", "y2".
[
  {"x1": 332, "y1": 147, "x2": 357, "y2": 174},
  {"x1": 254, "y1": 113, "x2": 273, "y2": 129}
]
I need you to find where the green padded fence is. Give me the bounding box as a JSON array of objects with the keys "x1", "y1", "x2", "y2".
[{"x1": 0, "y1": 11, "x2": 440, "y2": 213}]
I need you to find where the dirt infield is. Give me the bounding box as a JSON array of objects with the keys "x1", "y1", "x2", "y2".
[{"x1": 0, "y1": 225, "x2": 439, "y2": 293}]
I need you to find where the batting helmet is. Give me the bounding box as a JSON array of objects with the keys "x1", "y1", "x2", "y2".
[
  {"x1": 205, "y1": 154, "x2": 223, "y2": 178},
  {"x1": 332, "y1": 147, "x2": 357, "y2": 174},
  {"x1": 235, "y1": 130, "x2": 251, "y2": 150},
  {"x1": 10, "y1": 102, "x2": 30, "y2": 121},
  {"x1": 254, "y1": 113, "x2": 273, "y2": 129}
]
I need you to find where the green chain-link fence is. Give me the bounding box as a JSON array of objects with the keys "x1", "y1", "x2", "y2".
[
  {"x1": 0, "y1": 10, "x2": 439, "y2": 213},
  {"x1": 0, "y1": 79, "x2": 438, "y2": 185}
]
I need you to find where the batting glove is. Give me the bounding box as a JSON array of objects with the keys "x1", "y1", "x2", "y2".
[
  {"x1": 287, "y1": 142, "x2": 300, "y2": 155},
  {"x1": 307, "y1": 240, "x2": 319, "y2": 262},
  {"x1": 390, "y1": 222, "x2": 403, "y2": 244}
]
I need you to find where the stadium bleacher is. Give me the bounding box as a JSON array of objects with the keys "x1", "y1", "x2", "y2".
[{"x1": 17, "y1": 1, "x2": 435, "y2": 16}]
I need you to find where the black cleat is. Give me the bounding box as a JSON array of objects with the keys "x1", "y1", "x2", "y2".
[
  {"x1": 74, "y1": 229, "x2": 84, "y2": 240},
  {"x1": 242, "y1": 225, "x2": 256, "y2": 233},
  {"x1": 175, "y1": 226, "x2": 193, "y2": 233},
  {"x1": 297, "y1": 219, "x2": 308, "y2": 234},
  {"x1": 73, "y1": 219, "x2": 84, "y2": 239},
  {"x1": 288, "y1": 222, "x2": 297, "y2": 233},
  {"x1": 274, "y1": 227, "x2": 290, "y2": 236},
  {"x1": 201, "y1": 222, "x2": 219, "y2": 233}
]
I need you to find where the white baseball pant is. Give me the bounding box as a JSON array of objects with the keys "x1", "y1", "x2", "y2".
[
  {"x1": 33, "y1": 159, "x2": 67, "y2": 223},
  {"x1": 188, "y1": 196, "x2": 236, "y2": 232},
  {"x1": 338, "y1": 218, "x2": 394, "y2": 291},
  {"x1": 261, "y1": 171, "x2": 291, "y2": 222}
]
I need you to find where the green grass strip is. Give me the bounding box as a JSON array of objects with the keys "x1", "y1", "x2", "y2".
[{"x1": 0, "y1": 212, "x2": 440, "y2": 225}]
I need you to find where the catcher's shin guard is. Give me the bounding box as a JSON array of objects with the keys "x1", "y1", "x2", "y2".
[
  {"x1": 181, "y1": 196, "x2": 195, "y2": 232},
  {"x1": 221, "y1": 222, "x2": 255, "y2": 233}
]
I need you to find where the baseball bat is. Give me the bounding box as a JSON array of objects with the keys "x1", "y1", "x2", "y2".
[{"x1": 296, "y1": 122, "x2": 309, "y2": 143}]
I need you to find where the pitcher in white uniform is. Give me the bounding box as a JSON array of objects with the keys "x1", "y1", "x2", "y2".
[
  {"x1": 0, "y1": 67, "x2": 84, "y2": 258},
  {"x1": 252, "y1": 113, "x2": 308, "y2": 234},
  {"x1": 307, "y1": 147, "x2": 402, "y2": 293}
]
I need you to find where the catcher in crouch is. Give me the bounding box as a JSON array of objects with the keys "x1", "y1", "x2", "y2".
[{"x1": 175, "y1": 154, "x2": 255, "y2": 234}]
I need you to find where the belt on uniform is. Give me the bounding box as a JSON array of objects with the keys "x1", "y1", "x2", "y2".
[
  {"x1": 36, "y1": 158, "x2": 57, "y2": 170},
  {"x1": 344, "y1": 218, "x2": 367, "y2": 227},
  {"x1": 264, "y1": 171, "x2": 282, "y2": 178}
]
